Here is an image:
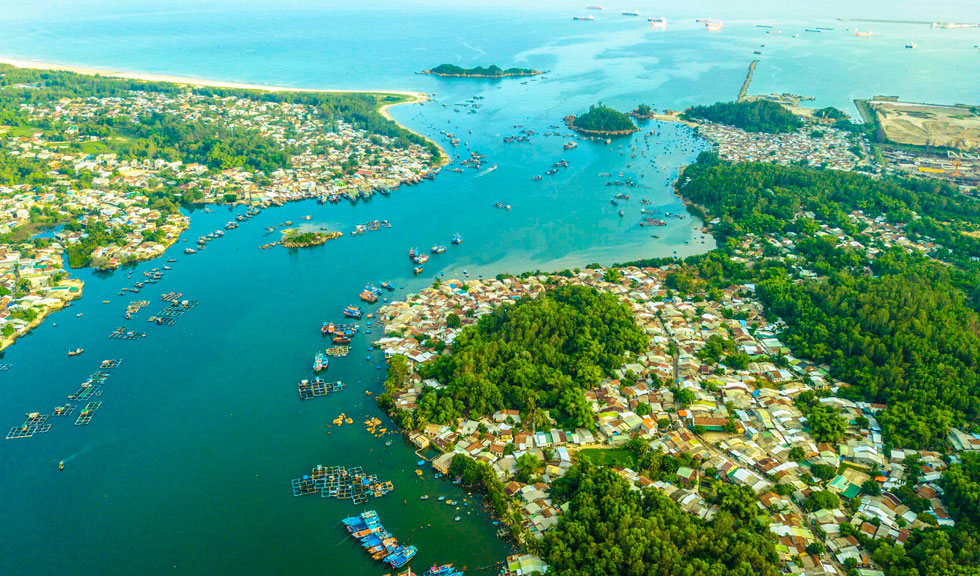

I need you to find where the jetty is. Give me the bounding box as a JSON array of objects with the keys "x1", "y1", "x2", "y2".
[
  {"x1": 737, "y1": 59, "x2": 760, "y2": 102},
  {"x1": 291, "y1": 465, "x2": 393, "y2": 504}
]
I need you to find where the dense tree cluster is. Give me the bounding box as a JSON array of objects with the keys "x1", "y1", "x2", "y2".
[
  {"x1": 0, "y1": 63, "x2": 441, "y2": 174},
  {"x1": 425, "y1": 64, "x2": 540, "y2": 77},
  {"x1": 540, "y1": 463, "x2": 780, "y2": 576},
  {"x1": 413, "y1": 285, "x2": 647, "y2": 428},
  {"x1": 682, "y1": 100, "x2": 802, "y2": 133},
  {"x1": 569, "y1": 104, "x2": 637, "y2": 133},
  {"x1": 675, "y1": 154, "x2": 980, "y2": 450}
]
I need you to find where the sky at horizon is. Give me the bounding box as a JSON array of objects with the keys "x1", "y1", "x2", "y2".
[{"x1": 1, "y1": 0, "x2": 978, "y2": 23}]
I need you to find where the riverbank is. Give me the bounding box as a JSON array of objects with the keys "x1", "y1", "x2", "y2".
[{"x1": 0, "y1": 279, "x2": 83, "y2": 352}]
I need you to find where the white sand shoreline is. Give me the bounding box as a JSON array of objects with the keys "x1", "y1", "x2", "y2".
[{"x1": 0, "y1": 56, "x2": 426, "y2": 99}]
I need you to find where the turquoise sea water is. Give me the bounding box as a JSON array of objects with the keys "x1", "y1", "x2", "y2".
[{"x1": 0, "y1": 2, "x2": 978, "y2": 575}]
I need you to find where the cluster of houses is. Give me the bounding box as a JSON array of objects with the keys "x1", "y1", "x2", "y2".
[
  {"x1": 0, "y1": 87, "x2": 439, "y2": 349},
  {"x1": 0, "y1": 242, "x2": 81, "y2": 350},
  {"x1": 694, "y1": 119, "x2": 870, "y2": 172},
  {"x1": 375, "y1": 262, "x2": 973, "y2": 575},
  {"x1": 23, "y1": 90, "x2": 439, "y2": 205}
]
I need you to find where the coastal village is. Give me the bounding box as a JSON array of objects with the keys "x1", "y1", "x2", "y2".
[
  {"x1": 0, "y1": 86, "x2": 438, "y2": 349},
  {"x1": 693, "y1": 119, "x2": 872, "y2": 172},
  {"x1": 374, "y1": 195, "x2": 977, "y2": 575}
]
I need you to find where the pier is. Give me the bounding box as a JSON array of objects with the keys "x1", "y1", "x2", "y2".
[{"x1": 737, "y1": 59, "x2": 760, "y2": 102}]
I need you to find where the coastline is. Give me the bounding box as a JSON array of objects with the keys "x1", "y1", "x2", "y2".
[
  {"x1": 0, "y1": 56, "x2": 424, "y2": 98},
  {"x1": 0, "y1": 55, "x2": 449, "y2": 169}
]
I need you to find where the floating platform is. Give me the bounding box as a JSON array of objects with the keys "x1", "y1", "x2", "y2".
[
  {"x1": 74, "y1": 402, "x2": 102, "y2": 426},
  {"x1": 6, "y1": 412, "x2": 51, "y2": 439},
  {"x1": 109, "y1": 327, "x2": 146, "y2": 340},
  {"x1": 292, "y1": 466, "x2": 393, "y2": 504},
  {"x1": 298, "y1": 378, "x2": 345, "y2": 400},
  {"x1": 51, "y1": 404, "x2": 76, "y2": 417},
  {"x1": 100, "y1": 359, "x2": 123, "y2": 369},
  {"x1": 156, "y1": 300, "x2": 199, "y2": 320},
  {"x1": 325, "y1": 346, "x2": 349, "y2": 357}
]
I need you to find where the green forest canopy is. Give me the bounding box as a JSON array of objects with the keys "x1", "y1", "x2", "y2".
[
  {"x1": 540, "y1": 464, "x2": 781, "y2": 576},
  {"x1": 675, "y1": 153, "x2": 980, "y2": 449},
  {"x1": 0, "y1": 63, "x2": 441, "y2": 170},
  {"x1": 569, "y1": 104, "x2": 637, "y2": 133},
  {"x1": 682, "y1": 100, "x2": 802, "y2": 133},
  {"x1": 412, "y1": 284, "x2": 647, "y2": 429},
  {"x1": 425, "y1": 64, "x2": 541, "y2": 77}
]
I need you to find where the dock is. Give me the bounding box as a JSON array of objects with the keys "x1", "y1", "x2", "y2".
[
  {"x1": 737, "y1": 59, "x2": 760, "y2": 102},
  {"x1": 291, "y1": 465, "x2": 393, "y2": 505}
]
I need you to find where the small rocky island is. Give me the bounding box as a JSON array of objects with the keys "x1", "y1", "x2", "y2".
[
  {"x1": 420, "y1": 64, "x2": 543, "y2": 78},
  {"x1": 280, "y1": 228, "x2": 341, "y2": 248},
  {"x1": 565, "y1": 104, "x2": 639, "y2": 136},
  {"x1": 629, "y1": 103, "x2": 656, "y2": 119}
]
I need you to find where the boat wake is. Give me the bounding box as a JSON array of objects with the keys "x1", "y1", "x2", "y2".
[{"x1": 61, "y1": 442, "x2": 97, "y2": 463}]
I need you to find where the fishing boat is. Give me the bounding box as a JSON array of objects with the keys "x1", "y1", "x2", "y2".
[
  {"x1": 314, "y1": 352, "x2": 328, "y2": 372},
  {"x1": 905, "y1": 41, "x2": 916, "y2": 48},
  {"x1": 423, "y1": 564, "x2": 463, "y2": 576},
  {"x1": 451, "y1": 233, "x2": 463, "y2": 245},
  {"x1": 67, "y1": 348, "x2": 84, "y2": 357},
  {"x1": 333, "y1": 334, "x2": 351, "y2": 345},
  {"x1": 622, "y1": 10, "x2": 640, "y2": 16},
  {"x1": 184, "y1": 248, "x2": 196, "y2": 255},
  {"x1": 344, "y1": 306, "x2": 363, "y2": 319},
  {"x1": 387, "y1": 545, "x2": 417, "y2": 569},
  {"x1": 431, "y1": 245, "x2": 446, "y2": 254},
  {"x1": 573, "y1": 15, "x2": 594, "y2": 21},
  {"x1": 380, "y1": 282, "x2": 395, "y2": 291},
  {"x1": 360, "y1": 290, "x2": 379, "y2": 303},
  {"x1": 59, "y1": 461, "x2": 65, "y2": 471},
  {"x1": 414, "y1": 266, "x2": 424, "y2": 275},
  {"x1": 322, "y1": 322, "x2": 335, "y2": 335},
  {"x1": 564, "y1": 141, "x2": 578, "y2": 150},
  {"x1": 408, "y1": 247, "x2": 419, "y2": 260},
  {"x1": 413, "y1": 253, "x2": 429, "y2": 265}
]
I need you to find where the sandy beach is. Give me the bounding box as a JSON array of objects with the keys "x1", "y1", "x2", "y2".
[
  {"x1": 0, "y1": 56, "x2": 425, "y2": 99},
  {"x1": 0, "y1": 55, "x2": 446, "y2": 164}
]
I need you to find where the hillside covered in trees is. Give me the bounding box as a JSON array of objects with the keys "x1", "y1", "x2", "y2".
[
  {"x1": 566, "y1": 104, "x2": 638, "y2": 135},
  {"x1": 422, "y1": 64, "x2": 542, "y2": 77},
  {"x1": 540, "y1": 464, "x2": 781, "y2": 576},
  {"x1": 682, "y1": 100, "x2": 802, "y2": 133},
  {"x1": 673, "y1": 153, "x2": 980, "y2": 449},
  {"x1": 410, "y1": 284, "x2": 647, "y2": 429}
]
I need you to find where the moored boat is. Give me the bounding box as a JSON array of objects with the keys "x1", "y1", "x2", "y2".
[
  {"x1": 344, "y1": 306, "x2": 363, "y2": 319},
  {"x1": 451, "y1": 233, "x2": 462, "y2": 245}
]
